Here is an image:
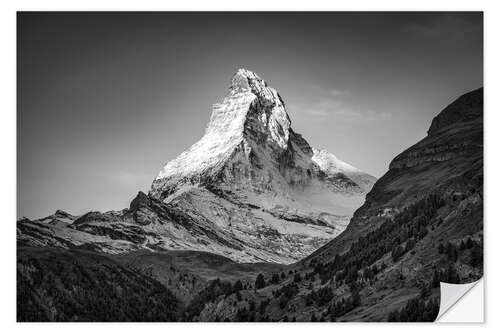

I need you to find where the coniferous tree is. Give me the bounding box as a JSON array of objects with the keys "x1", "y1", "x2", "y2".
[
  {"x1": 255, "y1": 274, "x2": 266, "y2": 289},
  {"x1": 233, "y1": 280, "x2": 243, "y2": 292},
  {"x1": 471, "y1": 243, "x2": 483, "y2": 267}
]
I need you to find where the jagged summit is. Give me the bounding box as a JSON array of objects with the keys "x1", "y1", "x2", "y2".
[
  {"x1": 229, "y1": 68, "x2": 286, "y2": 108},
  {"x1": 151, "y1": 69, "x2": 372, "y2": 203},
  {"x1": 231, "y1": 69, "x2": 268, "y2": 91},
  {"x1": 151, "y1": 68, "x2": 292, "y2": 199}
]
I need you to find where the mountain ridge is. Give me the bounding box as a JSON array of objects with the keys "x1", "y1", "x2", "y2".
[{"x1": 17, "y1": 68, "x2": 376, "y2": 264}]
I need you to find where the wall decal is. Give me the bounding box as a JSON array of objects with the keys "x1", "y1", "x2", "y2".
[{"x1": 17, "y1": 12, "x2": 483, "y2": 322}]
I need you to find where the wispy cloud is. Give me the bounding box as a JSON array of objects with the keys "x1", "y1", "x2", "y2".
[
  {"x1": 289, "y1": 89, "x2": 391, "y2": 123},
  {"x1": 329, "y1": 89, "x2": 350, "y2": 96},
  {"x1": 406, "y1": 13, "x2": 482, "y2": 42},
  {"x1": 304, "y1": 109, "x2": 331, "y2": 117},
  {"x1": 109, "y1": 170, "x2": 152, "y2": 188},
  {"x1": 364, "y1": 109, "x2": 392, "y2": 121}
]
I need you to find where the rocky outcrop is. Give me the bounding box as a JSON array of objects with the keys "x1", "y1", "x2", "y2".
[
  {"x1": 390, "y1": 88, "x2": 483, "y2": 170},
  {"x1": 428, "y1": 88, "x2": 483, "y2": 135},
  {"x1": 389, "y1": 136, "x2": 482, "y2": 170}
]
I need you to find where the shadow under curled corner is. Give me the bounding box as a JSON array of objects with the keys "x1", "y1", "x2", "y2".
[{"x1": 436, "y1": 279, "x2": 484, "y2": 322}]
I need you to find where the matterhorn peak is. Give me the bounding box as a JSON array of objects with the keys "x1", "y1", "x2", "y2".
[
  {"x1": 150, "y1": 70, "x2": 376, "y2": 257},
  {"x1": 150, "y1": 69, "x2": 375, "y2": 201},
  {"x1": 151, "y1": 68, "x2": 294, "y2": 199},
  {"x1": 146, "y1": 66, "x2": 377, "y2": 261}
]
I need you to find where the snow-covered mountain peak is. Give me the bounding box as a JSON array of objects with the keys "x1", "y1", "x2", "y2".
[
  {"x1": 152, "y1": 68, "x2": 292, "y2": 197},
  {"x1": 146, "y1": 69, "x2": 376, "y2": 262},
  {"x1": 151, "y1": 69, "x2": 376, "y2": 201}
]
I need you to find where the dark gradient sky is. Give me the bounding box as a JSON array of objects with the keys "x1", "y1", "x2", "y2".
[{"x1": 17, "y1": 12, "x2": 483, "y2": 218}]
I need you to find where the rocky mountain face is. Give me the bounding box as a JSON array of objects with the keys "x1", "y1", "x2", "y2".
[
  {"x1": 189, "y1": 88, "x2": 483, "y2": 322},
  {"x1": 308, "y1": 88, "x2": 483, "y2": 261},
  {"x1": 17, "y1": 69, "x2": 375, "y2": 264}
]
